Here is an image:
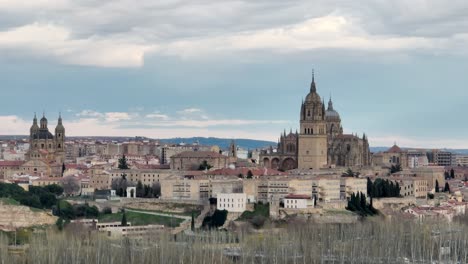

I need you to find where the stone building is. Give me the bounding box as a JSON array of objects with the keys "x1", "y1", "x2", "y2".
[
  {"x1": 261, "y1": 73, "x2": 370, "y2": 171},
  {"x1": 21, "y1": 114, "x2": 65, "y2": 177},
  {"x1": 170, "y1": 151, "x2": 233, "y2": 171},
  {"x1": 372, "y1": 144, "x2": 409, "y2": 168}
]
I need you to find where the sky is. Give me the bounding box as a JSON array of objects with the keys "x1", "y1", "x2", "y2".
[{"x1": 1, "y1": 0, "x2": 468, "y2": 148}]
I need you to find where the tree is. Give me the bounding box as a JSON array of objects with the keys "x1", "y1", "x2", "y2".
[
  {"x1": 56, "y1": 218, "x2": 64, "y2": 231},
  {"x1": 62, "y1": 163, "x2": 66, "y2": 176},
  {"x1": 112, "y1": 177, "x2": 129, "y2": 197},
  {"x1": 444, "y1": 182, "x2": 451, "y2": 193},
  {"x1": 247, "y1": 170, "x2": 254, "y2": 179},
  {"x1": 435, "y1": 180, "x2": 440, "y2": 193},
  {"x1": 191, "y1": 211, "x2": 195, "y2": 231},
  {"x1": 152, "y1": 182, "x2": 161, "y2": 198},
  {"x1": 136, "y1": 181, "x2": 144, "y2": 198},
  {"x1": 390, "y1": 164, "x2": 402, "y2": 174},
  {"x1": 121, "y1": 211, "x2": 128, "y2": 226},
  {"x1": 198, "y1": 160, "x2": 213, "y2": 171},
  {"x1": 450, "y1": 168, "x2": 455, "y2": 179},
  {"x1": 342, "y1": 168, "x2": 356, "y2": 177},
  {"x1": 444, "y1": 171, "x2": 450, "y2": 179},
  {"x1": 61, "y1": 176, "x2": 81, "y2": 196},
  {"x1": 118, "y1": 155, "x2": 130, "y2": 170},
  {"x1": 367, "y1": 177, "x2": 373, "y2": 197},
  {"x1": 44, "y1": 184, "x2": 64, "y2": 196}
]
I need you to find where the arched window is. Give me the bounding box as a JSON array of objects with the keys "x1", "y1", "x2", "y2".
[{"x1": 307, "y1": 110, "x2": 311, "y2": 117}]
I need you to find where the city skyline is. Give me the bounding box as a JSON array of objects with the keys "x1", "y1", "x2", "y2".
[{"x1": 1, "y1": 1, "x2": 468, "y2": 148}]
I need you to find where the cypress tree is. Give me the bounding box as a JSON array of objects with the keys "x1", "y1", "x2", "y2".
[
  {"x1": 360, "y1": 192, "x2": 366, "y2": 211},
  {"x1": 444, "y1": 182, "x2": 450, "y2": 193},
  {"x1": 136, "y1": 181, "x2": 144, "y2": 198},
  {"x1": 435, "y1": 180, "x2": 440, "y2": 193},
  {"x1": 121, "y1": 211, "x2": 128, "y2": 226},
  {"x1": 191, "y1": 211, "x2": 195, "y2": 231},
  {"x1": 367, "y1": 177, "x2": 373, "y2": 197},
  {"x1": 118, "y1": 155, "x2": 129, "y2": 170}
]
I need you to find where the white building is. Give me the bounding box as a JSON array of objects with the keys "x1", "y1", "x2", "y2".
[
  {"x1": 408, "y1": 154, "x2": 429, "y2": 168},
  {"x1": 217, "y1": 193, "x2": 247, "y2": 213},
  {"x1": 284, "y1": 194, "x2": 313, "y2": 209},
  {"x1": 455, "y1": 155, "x2": 468, "y2": 167}
]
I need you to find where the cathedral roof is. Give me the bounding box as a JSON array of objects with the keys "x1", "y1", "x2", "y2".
[
  {"x1": 387, "y1": 144, "x2": 403, "y2": 153},
  {"x1": 304, "y1": 71, "x2": 322, "y2": 104},
  {"x1": 325, "y1": 109, "x2": 340, "y2": 119},
  {"x1": 325, "y1": 98, "x2": 340, "y2": 120},
  {"x1": 33, "y1": 129, "x2": 54, "y2": 140}
]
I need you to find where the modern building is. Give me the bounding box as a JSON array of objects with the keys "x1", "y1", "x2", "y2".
[
  {"x1": 216, "y1": 193, "x2": 247, "y2": 213},
  {"x1": 284, "y1": 194, "x2": 313, "y2": 209},
  {"x1": 434, "y1": 150, "x2": 456, "y2": 167}
]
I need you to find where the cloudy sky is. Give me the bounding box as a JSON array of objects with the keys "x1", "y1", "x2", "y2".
[{"x1": 1, "y1": 0, "x2": 468, "y2": 148}]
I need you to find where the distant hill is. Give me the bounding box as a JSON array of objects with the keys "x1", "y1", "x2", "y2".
[
  {"x1": 159, "y1": 137, "x2": 276, "y2": 150},
  {"x1": 2, "y1": 135, "x2": 468, "y2": 154},
  {"x1": 370, "y1": 146, "x2": 468, "y2": 155}
]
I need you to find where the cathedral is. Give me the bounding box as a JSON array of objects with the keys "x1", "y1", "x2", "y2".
[
  {"x1": 261, "y1": 73, "x2": 370, "y2": 171},
  {"x1": 23, "y1": 113, "x2": 66, "y2": 177}
]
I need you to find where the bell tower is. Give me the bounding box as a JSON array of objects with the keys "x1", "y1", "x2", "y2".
[
  {"x1": 297, "y1": 71, "x2": 328, "y2": 170},
  {"x1": 55, "y1": 113, "x2": 66, "y2": 164}
]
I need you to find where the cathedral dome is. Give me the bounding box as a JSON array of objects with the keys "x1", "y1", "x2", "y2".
[
  {"x1": 34, "y1": 130, "x2": 54, "y2": 140},
  {"x1": 305, "y1": 91, "x2": 322, "y2": 104},
  {"x1": 325, "y1": 98, "x2": 340, "y2": 121},
  {"x1": 325, "y1": 109, "x2": 340, "y2": 119}
]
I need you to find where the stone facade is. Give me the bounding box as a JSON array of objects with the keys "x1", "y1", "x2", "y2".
[
  {"x1": 261, "y1": 73, "x2": 370, "y2": 171},
  {"x1": 170, "y1": 151, "x2": 233, "y2": 170},
  {"x1": 23, "y1": 113, "x2": 65, "y2": 177}
]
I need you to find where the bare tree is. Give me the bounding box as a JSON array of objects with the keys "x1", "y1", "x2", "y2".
[{"x1": 60, "y1": 176, "x2": 80, "y2": 196}]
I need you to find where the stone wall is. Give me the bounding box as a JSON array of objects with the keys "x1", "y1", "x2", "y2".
[
  {"x1": 372, "y1": 197, "x2": 416, "y2": 210},
  {"x1": 0, "y1": 203, "x2": 57, "y2": 231}
]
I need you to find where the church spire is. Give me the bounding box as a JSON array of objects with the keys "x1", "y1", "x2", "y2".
[
  {"x1": 310, "y1": 69, "x2": 317, "y2": 93},
  {"x1": 58, "y1": 112, "x2": 63, "y2": 125},
  {"x1": 328, "y1": 96, "x2": 334, "y2": 111}
]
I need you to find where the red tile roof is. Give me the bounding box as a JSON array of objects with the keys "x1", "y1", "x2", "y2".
[
  {"x1": 0, "y1": 161, "x2": 24, "y2": 167},
  {"x1": 285, "y1": 194, "x2": 311, "y2": 199},
  {"x1": 207, "y1": 167, "x2": 285, "y2": 176},
  {"x1": 171, "y1": 151, "x2": 226, "y2": 159},
  {"x1": 387, "y1": 145, "x2": 403, "y2": 153},
  {"x1": 134, "y1": 164, "x2": 170, "y2": 170}
]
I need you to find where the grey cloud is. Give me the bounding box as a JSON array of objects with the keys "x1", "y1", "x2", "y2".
[{"x1": 1, "y1": 0, "x2": 468, "y2": 67}]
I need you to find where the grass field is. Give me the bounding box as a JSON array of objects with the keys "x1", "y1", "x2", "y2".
[
  {"x1": 124, "y1": 207, "x2": 202, "y2": 217},
  {"x1": 98, "y1": 211, "x2": 185, "y2": 227}
]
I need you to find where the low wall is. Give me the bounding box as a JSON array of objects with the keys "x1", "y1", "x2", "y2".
[{"x1": 373, "y1": 197, "x2": 416, "y2": 210}]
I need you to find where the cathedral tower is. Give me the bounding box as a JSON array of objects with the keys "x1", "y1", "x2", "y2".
[
  {"x1": 55, "y1": 113, "x2": 66, "y2": 164},
  {"x1": 297, "y1": 72, "x2": 328, "y2": 169}
]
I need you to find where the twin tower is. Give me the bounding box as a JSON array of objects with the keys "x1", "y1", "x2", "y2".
[{"x1": 28, "y1": 113, "x2": 66, "y2": 164}]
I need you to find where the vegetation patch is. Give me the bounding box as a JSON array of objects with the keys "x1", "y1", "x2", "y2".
[
  {"x1": 98, "y1": 211, "x2": 184, "y2": 227},
  {"x1": 202, "y1": 209, "x2": 228, "y2": 229},
  {"x1": 0, "y1": 197, "x2": 21, "y2": 206},
  {"x1": 0, "y1": 183, "x2": 63, "y2": 210},
  {"x1": 238, "y1": 202, "x2": 270, "y2": 228}
]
